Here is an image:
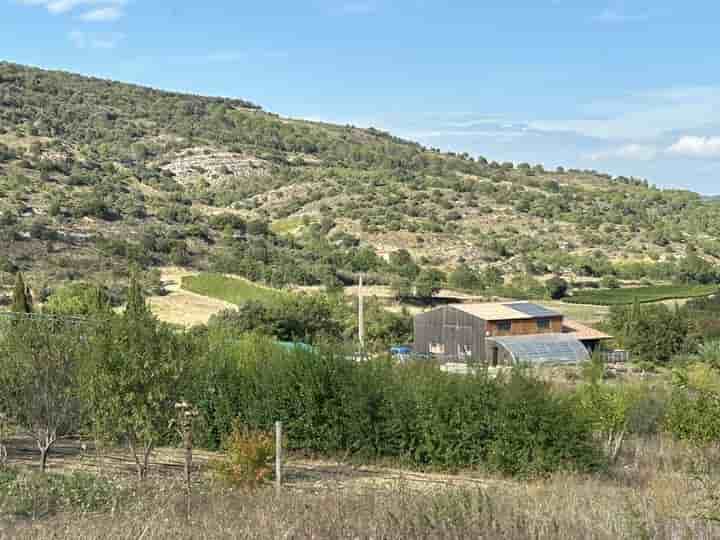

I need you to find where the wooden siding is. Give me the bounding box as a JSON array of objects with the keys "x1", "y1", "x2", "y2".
[{"x1": 486, "y1": 316, "x2": 563, "y2": 337}]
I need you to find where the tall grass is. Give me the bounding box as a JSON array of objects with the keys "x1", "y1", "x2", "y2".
[{"x1": 10, "y1": 449, "x2": 720, "y2": 540}]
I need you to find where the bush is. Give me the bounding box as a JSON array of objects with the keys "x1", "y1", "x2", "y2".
[
  {"x1": 184, "y1": 336, "x2": 602, "y2": 476},
  {"x1": 211, "y1": 421, "x2": 275, "y2": 488}
]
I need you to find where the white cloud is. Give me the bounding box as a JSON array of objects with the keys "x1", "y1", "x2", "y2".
[
  {"x1": 668, "y1": 136, "x2": 720, "y2": 159},
  {"x1": 529, "y1": 86, "x2": 720, "y2": 141},
  {"x1": 68, "y1": 30, "x2": 125, "y2": 49},
  {"x1": 79, "y1": 5, "x2": 123, "y2": 21},
  {"x1": 19, "y1": 0, "x2": 126, "y2": 20},
  {"x1": 588, "y1": 144, "x2": 659, "y2": 162}
]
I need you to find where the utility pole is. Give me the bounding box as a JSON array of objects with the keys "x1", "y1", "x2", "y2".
[{"x1": 358, "y1": 274, "x2": 365, "y2": 352}]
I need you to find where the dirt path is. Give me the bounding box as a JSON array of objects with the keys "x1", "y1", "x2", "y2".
[
  {"x1": 148, "y1": 266, "x2": 236, "y2": 327},
  {"x1": 3, "y1": 437, "x2": 504, "y2": 494}
]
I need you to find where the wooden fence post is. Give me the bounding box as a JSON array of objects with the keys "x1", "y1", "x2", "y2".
[{"x1": 275, "y1": 421, "x2": 282, "y2": 497}]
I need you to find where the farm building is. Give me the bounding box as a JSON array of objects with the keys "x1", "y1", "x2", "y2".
[{"x1": 413, "y1": 302, "x2": 611, "y2": 365}]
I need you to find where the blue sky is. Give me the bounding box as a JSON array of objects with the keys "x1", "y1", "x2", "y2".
[{"x1": 3, "y1": 1, "x2": 720, "y2": 194}]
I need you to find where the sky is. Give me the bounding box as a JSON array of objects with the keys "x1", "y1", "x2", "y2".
[{"x1": 3, "y1": 1, "x2": 720, "y2": 194}]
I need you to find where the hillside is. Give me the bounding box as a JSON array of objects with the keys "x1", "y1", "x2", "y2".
[{"x1": 2, "y1": 61, "x2": 720, "y2": 296}]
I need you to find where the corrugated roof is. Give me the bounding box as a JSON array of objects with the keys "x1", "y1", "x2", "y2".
[
  {"x1": 488, "y1": 333, "x2": 590, "y2": 364},
  {"x1": 451, "y1": 302, "x2": 561, "y2": 321},
  {"x1": 562, "y1": 319, "x2": 612, "y2": 341}
]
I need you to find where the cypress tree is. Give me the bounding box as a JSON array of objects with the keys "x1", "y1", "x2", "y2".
[
  {"x1": 125, "y1": 274, "x2": 150, "y2": 320},
  {"x1": 11, "y1": 272, "x2": 33, "y2": 314}
]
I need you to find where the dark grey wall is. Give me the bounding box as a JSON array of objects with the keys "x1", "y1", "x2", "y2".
[{"x1": 414, "y1": 307, "x2": 487, "y2": 362}]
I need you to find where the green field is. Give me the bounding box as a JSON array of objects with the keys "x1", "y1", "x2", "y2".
[
  {"x1": 181, "y1": 273, "x2": 285, "y2": 305},
  {"x1": 270, "y1": 217, "x2": 305, "y2": 235},
  {"x1": 565, "y1": 284, "x2": 718, "y2": 306}
]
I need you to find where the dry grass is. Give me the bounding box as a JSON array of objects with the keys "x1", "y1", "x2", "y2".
[
  {"x1": 148, "y1": 267, "x2": 236, "y2": 327},
  {"x1": 3, "y1": 436, "x2": 720, "y2": 539}
]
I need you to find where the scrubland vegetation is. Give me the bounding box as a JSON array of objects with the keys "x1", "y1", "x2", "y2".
[
  {"x1": 2, "y1": 277, "x2": 720, "y2": 538},
  {"x1": 4, "y1": 61, "x2": 720, "y2": 306},
  {"x1": 5, "y1": 61, "x2": 720, "y2": 538}
]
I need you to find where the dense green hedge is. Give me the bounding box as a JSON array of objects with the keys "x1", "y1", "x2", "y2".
[
  {"x1": 565, "y1": 285, "x2": 718, "y2": 306},
  {"x1": 184, "y1": 334, "x2": 602, "y2": 477}
]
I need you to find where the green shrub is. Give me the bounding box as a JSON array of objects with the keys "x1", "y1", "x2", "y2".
[{"x1": 184, "y1": 336, "x2": 601, "y2": 476}]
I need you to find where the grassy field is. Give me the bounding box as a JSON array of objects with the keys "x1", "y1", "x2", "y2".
[
  {"x1": 270, "y1": 217, "x2": 305, "y2": 235},
  {"x1": 181, "y1": 273, "x2": 285, "y2": 305},
  {"x1": 565, "y1": 284, "x2": 718, "y2": 306},
  {"x1": 539, "y1": 300, "x2": 610, "y2": 323}
]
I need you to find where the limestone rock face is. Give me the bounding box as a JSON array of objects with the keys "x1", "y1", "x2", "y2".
[{"x1": 161, "y1": 149, "x2": 269, "y2": 184}]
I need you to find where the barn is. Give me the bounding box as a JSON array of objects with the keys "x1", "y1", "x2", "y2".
[{"x1": 413, "y1": 302, "x2": 611, "y2": 365}]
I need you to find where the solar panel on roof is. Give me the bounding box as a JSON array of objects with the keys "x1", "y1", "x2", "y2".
[
  {"x1": 489, "y1": 334, "x2": 590, "y2": 365},
  {"x1": 504, "y1": 302, "x2": 560, "y2": 318}
]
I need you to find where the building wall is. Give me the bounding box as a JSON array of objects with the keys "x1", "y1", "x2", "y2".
[
  {"x1": 414, "y1": 306, "x2": 487, "y2": 362},
  {"x1": 486, "y1": 316, "x2": 563, "y2": 337},
  {"x1": 414, "y1": 308, "x2": 565, "y2": 363}
]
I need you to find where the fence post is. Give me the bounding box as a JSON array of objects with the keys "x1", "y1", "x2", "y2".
[{"x1": 275, "y1": 421, "x2": 282, "y2": 497}]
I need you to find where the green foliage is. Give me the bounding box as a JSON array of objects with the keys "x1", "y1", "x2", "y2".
[
  {"x1": 81, "y1": 288, "x2": 187, "y2": 479},
  {"x1": 43, "y1": 283, "x2": 112, "y2": 317},
  {"x1": 578, "y1": 378, "x2": 665, "y2": 461},
  {"x1": 11, "y1": 272, "x2": 32, "y2": 313},
  {"x1": 0, "y1": 318, "x2": 82, "y2": 470},
  {"x1": 545, "y1": 276, "x2": 569, "y2": 300},
  {"x1": 567, "y1": 284, "x2": 718, "y2": 306},
  {"x1": 487, "y1": 371, "x2": 602, "y2": 476},
  {"x1": 666, "y1": 364, "x2": 720, "y2": 449},
  {"x1": 414, "y1": 268, "x2": 446, "y2": 299},
  {"x1": 607, "y1": 302, "x2": 693, "y2": 363},
  {"x1": 449, "y1": 264, "x2": 482, "y2": 290},
  {"x1": 183, "y1": 336, "x2": 600, "y2": 476}
]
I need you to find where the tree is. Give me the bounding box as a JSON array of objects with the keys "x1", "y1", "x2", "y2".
[
  {"x1": 388, "y1": 249, "x2": 420, "y2": 280},
  {"x1": 414, "y1": 269, "x2": 446, "y2": 300},
  {"x1": 83, "y1": 278, "x2": 184, "y2": 480},
  {"x1": 11, "y1": 272, "x2": 33, "y2": 314},
  {"x1": 579, "y1": 360, "x2": 646, "y2": 462},
  {"x1": 449, "y1": 264, "x2": 481, "y2": 290},
  {"x1": 481, "y1": 267, "x2": 504, "y2": 289},
  {"x1": 0, "y1": 320, "x2": 82, "y2": 472},
  {"x1": 608, "y1": 302, "x2": 692, "y2": 363},
  {"x1": 545, "y1": 276, "x2": 569, "y2": 300}
]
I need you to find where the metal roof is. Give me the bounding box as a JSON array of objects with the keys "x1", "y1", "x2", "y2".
[
  {"x1": 562, "y1": 319, "x2": 612, "y2": 341},
  {"x1": 488, "y1": 333, "x2": 590, "y2": 364},
  {"x1": 451, "y1": 302, "x2": 561, "y2": 321}
]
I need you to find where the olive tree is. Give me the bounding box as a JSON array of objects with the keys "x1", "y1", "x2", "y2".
[
  {"x1": 0, "y1": 318, "x2": 82, "y2": 471},
  {"x1": 82, "y1": 278, "x2": 185, "y2": 480}
]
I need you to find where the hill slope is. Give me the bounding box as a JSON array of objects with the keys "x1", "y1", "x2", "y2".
[{"x1": 1, "y1": 61, "x2": 720, "y2": 294}]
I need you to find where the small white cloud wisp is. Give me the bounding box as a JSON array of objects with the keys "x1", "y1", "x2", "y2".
[
  {"x1": 19, "y1": 0, "x2": 126, "y2": 21},
  {"x1": 668, "y1": 136, "x2": 720, "y2": 159}
]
